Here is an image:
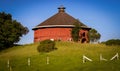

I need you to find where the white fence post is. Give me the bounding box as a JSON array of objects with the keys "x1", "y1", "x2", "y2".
[
  {"x1": 7, "y1": 59, "x2": 10, "y2": 68},
  {"x1": 7, "y1": 60, "x2": 12, "y2": 71},
  {"x1": 46, "y1": 56, "x2": 49, "y2": 64},
  {"x1": 110, "y1": 53, "x2": 119, "y2": 60},
  {"x1": 28, "y1": 57, "x2": 31, "y2": 66},
  {"x1": 100, "y1": 54, "x2": 107, "y2": 61},
  {"x1": 83, "y1": 55, "x2": 92, "y2": 63},
  {"x1": 9, "y1": 66, "x2": 12, "y2": 71}
]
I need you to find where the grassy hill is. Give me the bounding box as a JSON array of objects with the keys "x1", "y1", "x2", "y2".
[{"x1": 0, "y1": 42, "x2": 120, "y2": 71}]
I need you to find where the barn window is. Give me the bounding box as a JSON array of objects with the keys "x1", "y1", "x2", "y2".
[{"x1": 83, "y1": 32, "x2": 85, "y2": 37}]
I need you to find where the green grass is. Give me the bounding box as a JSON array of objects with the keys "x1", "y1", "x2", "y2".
[{"x1": 0, "y1": 42, "x2": 120, "y2": 71}]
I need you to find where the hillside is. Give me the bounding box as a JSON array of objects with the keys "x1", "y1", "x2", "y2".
[{"x1": 0, "y1": 42, "x2": 120, "y2": 71}]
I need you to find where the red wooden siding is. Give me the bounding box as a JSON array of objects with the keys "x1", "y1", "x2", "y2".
[{"x1": 34, "y1": 28, "x2": 89, "y2": 43}]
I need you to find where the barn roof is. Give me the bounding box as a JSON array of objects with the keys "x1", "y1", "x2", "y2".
[{"x1": 32, "y1": 6, "x2": 90, "y2": 30}]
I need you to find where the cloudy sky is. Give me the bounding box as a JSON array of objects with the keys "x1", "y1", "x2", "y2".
[{"x1": 0, "y1": 0, "x2": 120, "y2": 44}]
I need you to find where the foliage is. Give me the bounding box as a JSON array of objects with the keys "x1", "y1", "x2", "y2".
[
  {"x1": 37, "y1": 40, "x2": 56, "y2": 52},
  {"x1": 89, "y1": 28, "x2": 101, "y2": 43},
  {"x1": 105, "y1": 39, "x2": 120, "y2": 46},
  {"x1": 71, "y1": 20, "x2": 81, "y2": 42},
  {"x1": 0, "y1": 12, "x2": 29, "y2": 49}
]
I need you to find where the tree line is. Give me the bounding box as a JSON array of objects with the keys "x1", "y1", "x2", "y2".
[{"x1": 102, "y1": 39, "x2": 120, "y2": 46}]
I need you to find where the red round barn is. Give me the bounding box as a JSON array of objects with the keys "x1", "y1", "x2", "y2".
[{"x1": 32, "y1": 6, "x2": 91, "y2": 43}]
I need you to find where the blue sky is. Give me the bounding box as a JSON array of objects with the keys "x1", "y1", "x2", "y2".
[{"x1": 0, "y1": 0, "x2": 120, "y2": 44}]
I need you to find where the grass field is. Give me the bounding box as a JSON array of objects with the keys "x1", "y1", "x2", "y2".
[{"x1": 0, "y1": 42, "x2": 120, "y2": 71}]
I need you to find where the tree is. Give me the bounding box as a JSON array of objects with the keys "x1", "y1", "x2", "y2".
[
  {"x1": 71, "y1": 20, "x2": 81, "y2": 42},
  {"x1": 105, "y1": 39, "x2": 120, "y2": 46},
  {"x1": 89, "y1": 28, "x2": 101, "y2": 43},
  {"x1": 0, "y1": 12, "x2": 29, "y2": 49}
]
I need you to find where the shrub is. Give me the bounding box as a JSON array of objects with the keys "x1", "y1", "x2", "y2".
[
  {"x1": 71, "y1": 20, "x2": 81, "y2": 42},
  {"x1": 105, "y1": 39, "x2": 120, "y2": 46},
  {"x1": 37, "y1": 40, "x2": 56, "y2": 52}
]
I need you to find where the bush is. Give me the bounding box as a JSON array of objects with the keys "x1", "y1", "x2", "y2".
[
  {"x1": 37, "y1": 40, "x2": 56, "y2": 52},
  {"x1": 105, "y1": 39, "x2": 120, "y2": 46}
]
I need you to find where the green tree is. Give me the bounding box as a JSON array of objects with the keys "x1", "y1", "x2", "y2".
[
  {"x1": 71, "y1": 20, "x2": 81, "y2": 42},
  {"x1": 0, "y1": 12, "x2": 29, "y2": 49},
  {"x1": 89, "y1": 28, "x2": 101, "y2": 43},
  {"x1": 105, "y1": 39, "x2": 120, "y2": 46}
]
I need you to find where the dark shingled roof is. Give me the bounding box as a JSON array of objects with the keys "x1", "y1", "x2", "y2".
[{"x1": 33, "y1": 6, "x2": 90, "y2": 30}]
